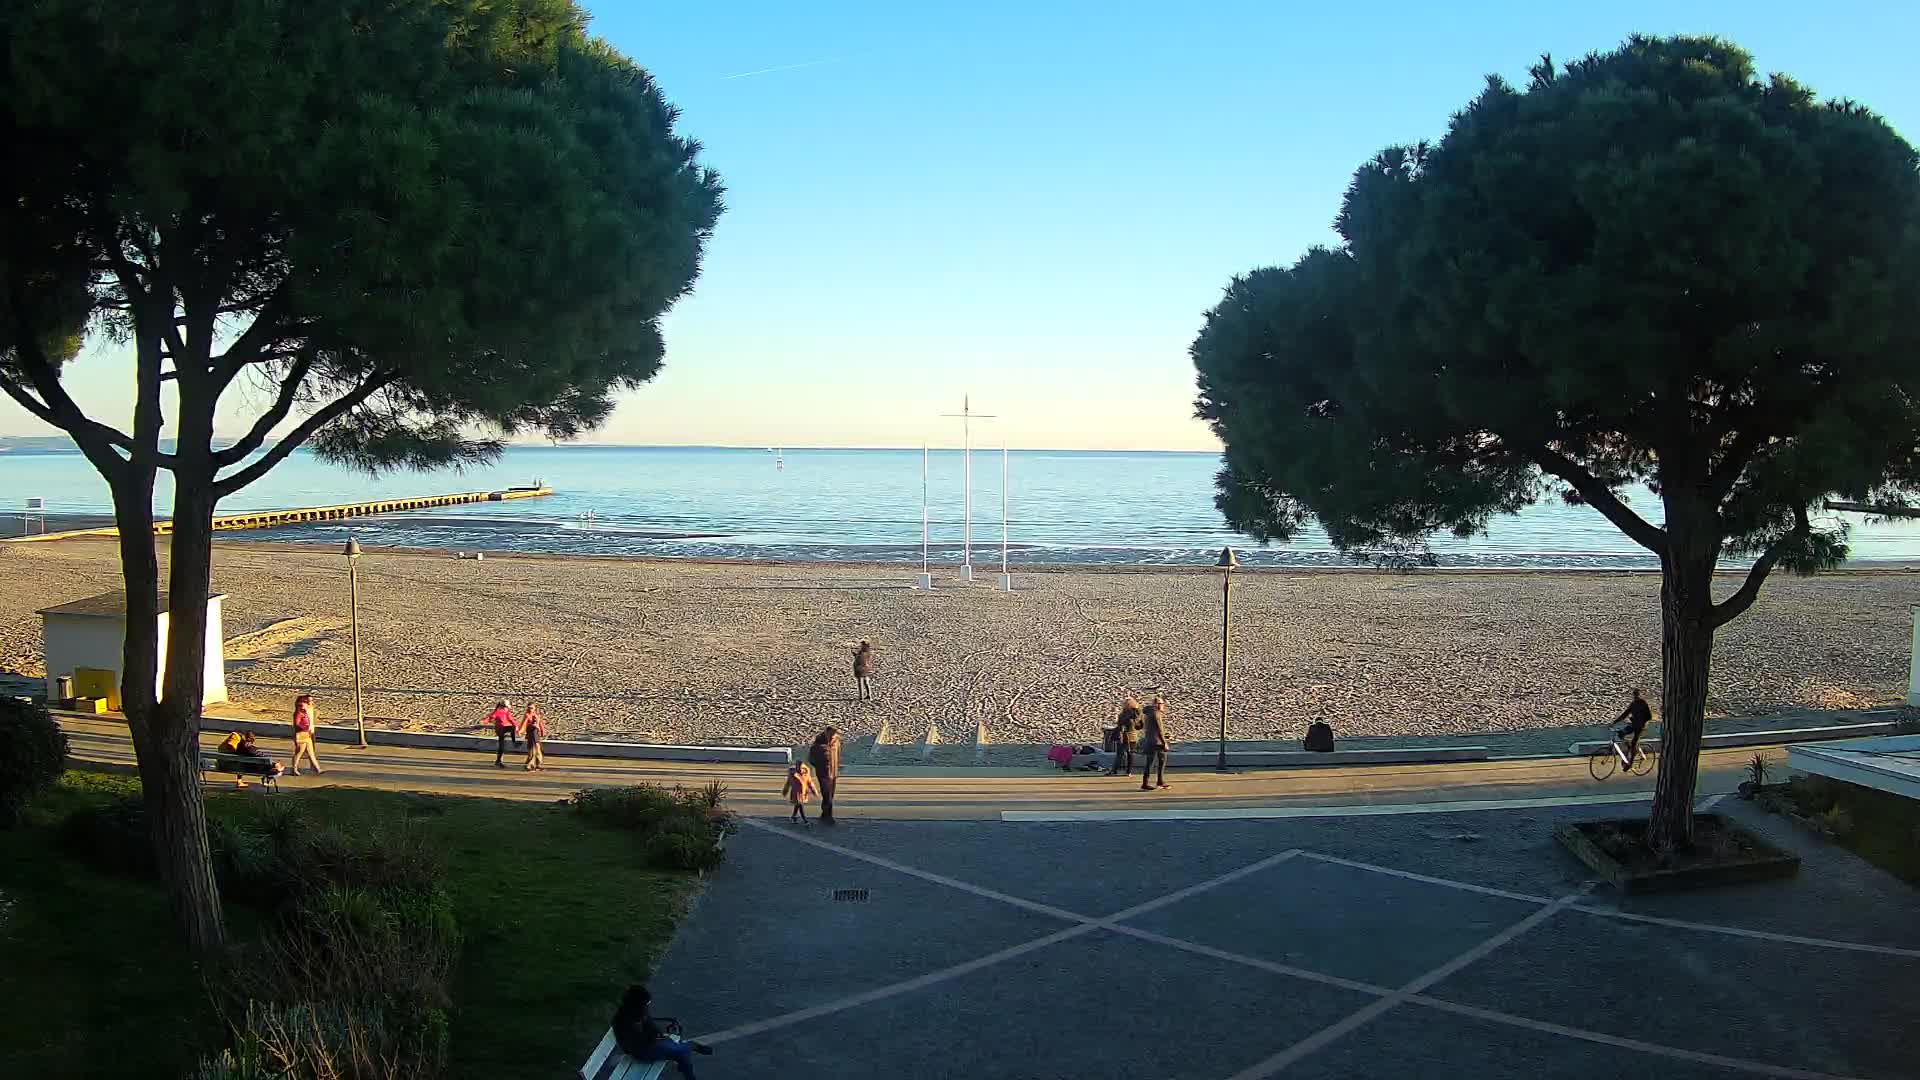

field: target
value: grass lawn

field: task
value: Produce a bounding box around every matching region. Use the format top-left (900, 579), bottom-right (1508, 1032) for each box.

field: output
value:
top-left (0, 771), bottom-right (703, 1079)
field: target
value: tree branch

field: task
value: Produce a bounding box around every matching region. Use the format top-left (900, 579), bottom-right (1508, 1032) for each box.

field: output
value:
top-left (1708, 506), bottom-right (1810, 628)
top-left (210, 289), bottom-right (292, 391)
top-left (213, 371), bottom-right (398, 497)
top-left (1706, 427), bottom-right (1769, 501)
top-left (1526, 444), bottom-right (1668, 553)
top-left (213, 350), bottom-right (314, 466)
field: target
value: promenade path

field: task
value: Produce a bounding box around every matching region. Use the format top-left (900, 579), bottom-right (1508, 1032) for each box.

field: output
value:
top-left (61, 712), bottom-right (1781, 817)
top-left (60, 715), bottom-right (1920, 1078)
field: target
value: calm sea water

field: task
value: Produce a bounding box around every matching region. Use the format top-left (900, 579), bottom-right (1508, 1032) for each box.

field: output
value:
top-left (4, 445), bottom-right (1919, 569)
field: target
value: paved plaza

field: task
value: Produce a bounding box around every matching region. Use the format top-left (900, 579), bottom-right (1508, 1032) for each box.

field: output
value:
top-left (649, 800), bottom-right (1920, 1079)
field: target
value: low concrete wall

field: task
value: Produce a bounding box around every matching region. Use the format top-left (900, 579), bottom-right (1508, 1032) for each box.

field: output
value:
top-left (95, 713), bottom-right (792, 766)
top-left (1567, 721), bottom-right (1900, 757)
top-left (1112, 746), bottom-right (1488, 770)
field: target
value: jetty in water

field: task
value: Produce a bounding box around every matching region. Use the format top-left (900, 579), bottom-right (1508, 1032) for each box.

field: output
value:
top-left (5, 486), bottom-right (554, 542)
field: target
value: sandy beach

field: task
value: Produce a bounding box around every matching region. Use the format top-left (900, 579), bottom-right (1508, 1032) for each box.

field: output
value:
top-left (0, 536), bottom-right (1913, 751)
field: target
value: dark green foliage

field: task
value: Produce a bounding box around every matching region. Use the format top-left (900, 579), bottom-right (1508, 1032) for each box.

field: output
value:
top-left (1196, 35), bottom-right (1920, 567)
top-left (58, 792), bottom-right (154, 874)
top-left (571, 783), bottom-right (731, 871)
top-left (1193, 34), bottom-right (1920, 847)
top-left (0, 699), bottom-right (66, 826)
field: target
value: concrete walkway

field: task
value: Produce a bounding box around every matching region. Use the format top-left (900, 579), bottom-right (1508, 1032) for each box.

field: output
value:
top-left (63, 713), bottom-right (1780, 817)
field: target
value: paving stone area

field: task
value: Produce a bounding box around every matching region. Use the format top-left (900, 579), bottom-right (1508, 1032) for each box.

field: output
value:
top-left (645, 800), bottom-right (1920, 1079)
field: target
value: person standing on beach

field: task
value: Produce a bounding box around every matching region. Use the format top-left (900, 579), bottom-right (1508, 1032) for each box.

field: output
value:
top-left (521, 702), bottom-right (547, 771)
top-left (853, 640), bottom-right (875, 702)
top-left (1139, 698), bottom-right (1172, 791)
top-left (488, 699), bottom-right (517, 768)
top-left (1107, 695), bottom-right (1142, 776)
top-left (290, 694), bottom-right (323, 776)
top-left (808, 726), bottom-right (843, 825)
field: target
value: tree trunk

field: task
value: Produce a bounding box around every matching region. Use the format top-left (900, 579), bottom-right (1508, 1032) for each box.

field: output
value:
top-left (152, 394), bottom-right (226, 952)
top-left (1647, 515), bottom-right (1720, 851)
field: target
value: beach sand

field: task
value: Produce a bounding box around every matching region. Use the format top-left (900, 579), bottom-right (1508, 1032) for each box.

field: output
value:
top-left (0, 537), bottom-right (1913, 751)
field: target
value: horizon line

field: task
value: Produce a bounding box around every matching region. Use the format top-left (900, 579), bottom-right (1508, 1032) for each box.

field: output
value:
top-left (0, 436), bottom-right (1224, 455)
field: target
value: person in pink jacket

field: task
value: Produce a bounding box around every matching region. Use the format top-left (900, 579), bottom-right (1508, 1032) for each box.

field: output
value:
top-left (487, 699), bottom-right (517, 768)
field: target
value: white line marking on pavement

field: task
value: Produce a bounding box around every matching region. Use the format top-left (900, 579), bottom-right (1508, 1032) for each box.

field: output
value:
top-left (1001, 791), bottom-right (1656, 822)
top-left (1106, 924), bottom-right (1394, 999)
top-left (1296, 851), bottom-right (1555, 904)
top-left (1697, 792), bottom-right (1729, 812)
top-left (1562, 905), bottom-right (1920, 960)
top-left (694, 922), bottom-right (1100, 1046)
top-left (1408, 996), bottom-right (1865, 1080)
top-left (1224, 887), bottom-right (1593, 1080)
top-left (736, 817), bottom-right (1088, 924)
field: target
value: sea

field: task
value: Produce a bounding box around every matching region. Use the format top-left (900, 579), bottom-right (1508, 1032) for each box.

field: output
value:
top-left (4, 444), bottom-right (1920, 570)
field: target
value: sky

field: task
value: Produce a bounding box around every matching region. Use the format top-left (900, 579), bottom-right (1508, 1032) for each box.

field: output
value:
top-left (7, 0), bottom-right (1919, 451)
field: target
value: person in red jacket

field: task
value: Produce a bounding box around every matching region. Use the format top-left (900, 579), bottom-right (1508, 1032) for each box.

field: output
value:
top-left (290, 694), bottom-right (323, 776)
top-left (487, 699), bottom-right (517, 768)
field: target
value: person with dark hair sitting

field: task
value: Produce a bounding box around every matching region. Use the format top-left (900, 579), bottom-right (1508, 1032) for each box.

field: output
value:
top-left (611, 985), bottom-right (712, 1078)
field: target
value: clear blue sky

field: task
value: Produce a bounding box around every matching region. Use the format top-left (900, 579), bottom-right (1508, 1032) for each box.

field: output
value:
top-left (9, 1), bottom-right (1918, 449)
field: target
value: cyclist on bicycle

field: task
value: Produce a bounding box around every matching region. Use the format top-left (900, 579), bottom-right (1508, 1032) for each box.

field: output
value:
top-left (1611, 688), bottom-right (1653, 766)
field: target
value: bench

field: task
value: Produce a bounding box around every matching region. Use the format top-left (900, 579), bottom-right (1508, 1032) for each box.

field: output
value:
top-left (199, 752), bottom-right (280, 792)
top-left (578, 1027), bottom-right (669, 1080)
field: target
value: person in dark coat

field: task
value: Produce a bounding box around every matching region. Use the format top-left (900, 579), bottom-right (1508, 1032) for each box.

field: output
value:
top-left (808, 725), bottom-right (843, 824)
top-left (853, 640), bottom-right (875, 702)
top-left (1139, 699), bottom-right (1172, 791)
top-left (1107, 695), bottom-right (1142, 776)
top-left (610, 984), bottom-right (711, 1078)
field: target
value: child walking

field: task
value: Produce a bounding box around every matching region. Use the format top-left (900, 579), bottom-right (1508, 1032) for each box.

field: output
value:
top-left (783, 761), bottom-right (818, 825)
top-left (521, 702), bottom-right (547, 771)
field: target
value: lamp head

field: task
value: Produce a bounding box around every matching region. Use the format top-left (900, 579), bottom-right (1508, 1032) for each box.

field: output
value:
top-left (344, 538), bottom-right (362, 559)
top-left (1216, 546), bottom-right (1238, 570)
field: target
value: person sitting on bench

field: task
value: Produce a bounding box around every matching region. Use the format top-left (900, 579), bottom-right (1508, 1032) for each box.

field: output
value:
top-left (611, 985), bottom-right (713, 1078)
top-left (217, 732), bottom-right (283, 788)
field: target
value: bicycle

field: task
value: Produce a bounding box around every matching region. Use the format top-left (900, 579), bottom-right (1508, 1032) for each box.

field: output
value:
top-left (1589, 736), bottom-right (1655, 780)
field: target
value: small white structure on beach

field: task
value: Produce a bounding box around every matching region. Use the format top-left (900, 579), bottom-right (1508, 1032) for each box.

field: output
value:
top-left (38, 590), bottom-right (229, 706)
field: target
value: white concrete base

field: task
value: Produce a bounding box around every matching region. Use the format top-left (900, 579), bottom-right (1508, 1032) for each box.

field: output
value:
top-left (1790, 734), bottom-right (1920, 800)
top-left (1909, 606), bottom-right (1920, 706)
top-left (95, 712), bottom-right (793, 766)
top-left (915, 573), bottom-right (934, 591)
top-left (961, 563), bottom-right (975, 582)
top-left (997, 573), bottom-right (1013, 592)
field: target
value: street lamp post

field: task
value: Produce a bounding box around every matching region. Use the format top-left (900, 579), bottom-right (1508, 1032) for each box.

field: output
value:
top-left (345, 538), bottom-right (367, 748)
top-left (1216, 546), bottom-right (1237, 771)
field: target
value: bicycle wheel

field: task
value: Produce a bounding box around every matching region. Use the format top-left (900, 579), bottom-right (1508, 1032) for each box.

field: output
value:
top-left (1630, 746), bottom-right (1656, 776)
top-left (1588, 748), bottom-right (1619, 781)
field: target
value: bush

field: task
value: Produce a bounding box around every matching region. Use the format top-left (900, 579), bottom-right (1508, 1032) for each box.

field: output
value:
top-left (58, 792), bottom-right (153, 873)
top-left (569, 784), bottom-right (680, 830)
top-left (571, 782), bottom-right (732, 871)
top-left (0, 698), bottom-right (67, 826)
top-left (193, 998), bottom-right (448, 1080)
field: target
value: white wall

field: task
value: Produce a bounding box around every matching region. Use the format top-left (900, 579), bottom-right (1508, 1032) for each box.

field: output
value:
top-left (41, 596), bottom-right (228, 706)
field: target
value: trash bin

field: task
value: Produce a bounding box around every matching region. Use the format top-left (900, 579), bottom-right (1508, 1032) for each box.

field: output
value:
top-left (55, 675), bottom-right (74, 705)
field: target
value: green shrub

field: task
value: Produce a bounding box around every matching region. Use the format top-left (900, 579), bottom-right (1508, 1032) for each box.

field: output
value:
top-left (1820, 805), bottom-right (1856, 839)
top-left (193, 998), bottom-right (448, 1080)
top-left (0, 698), bottom-right (68, 826)
top-left (57, 792), bottom-right (153, 873)
top-left (279, 823), bottom-right (446, 900)
top-left (643, 816), bottom-right (726, 872)
top-left (569, 783), bottom-right (680, 830)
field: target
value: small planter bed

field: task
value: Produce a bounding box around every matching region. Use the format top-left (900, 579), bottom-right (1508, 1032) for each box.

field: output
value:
top-left (1555, 814), bottom-right (1800, 893)
top-left (1755, 775), bottom-right (1920, 885)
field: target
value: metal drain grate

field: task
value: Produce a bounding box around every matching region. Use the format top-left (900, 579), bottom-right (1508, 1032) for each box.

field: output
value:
top-left (831, 888), bottom-right (870, 903)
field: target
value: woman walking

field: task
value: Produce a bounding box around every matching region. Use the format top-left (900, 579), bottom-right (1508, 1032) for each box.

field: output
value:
top-left (521, 701), bottom-right (547, 771)
top-left (853, 640), bottom-right (875, 702)
top-left (1139, 698), bottom-right (1172, 791)
top-left (290, 693), bottom-right (323, 776)
top-left (1107, 695), bottom-right (1142, 777)
top-left (488, 699), bottom-right (517, 768)
top-left (807, 726), bottom-right (843, 825)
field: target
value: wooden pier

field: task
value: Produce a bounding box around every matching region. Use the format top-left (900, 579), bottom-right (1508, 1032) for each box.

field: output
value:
top-left (4, 486), bottom-right (553, 542)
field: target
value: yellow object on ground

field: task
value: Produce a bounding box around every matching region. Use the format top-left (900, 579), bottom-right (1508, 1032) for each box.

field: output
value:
top-left (72, 697), bottom-right (108, 714)
top-left (72, 667), bottom-right (119, 711)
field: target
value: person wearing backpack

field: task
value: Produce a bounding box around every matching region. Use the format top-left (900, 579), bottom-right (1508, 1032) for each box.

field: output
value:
top-left (1303, 719), bottom-right (1335, 752)
top-left (853, 640), bottom-right (875, 702)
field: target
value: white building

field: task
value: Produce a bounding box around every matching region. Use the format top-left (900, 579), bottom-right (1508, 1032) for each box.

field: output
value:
top-left (38, 590), bottom-right (229, 707)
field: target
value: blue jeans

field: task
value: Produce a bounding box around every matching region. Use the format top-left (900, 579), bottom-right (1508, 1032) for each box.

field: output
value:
top-left (636, 1037), bottom-right (695, 1079)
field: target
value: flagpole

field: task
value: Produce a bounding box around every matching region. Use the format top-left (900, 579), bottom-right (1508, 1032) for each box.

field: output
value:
top-left (962, 397), bottom-right (973, 580)
top-left (999, 445), bottom-right (1012, 591)
top-left (921, 444), bottom-right (930, 576)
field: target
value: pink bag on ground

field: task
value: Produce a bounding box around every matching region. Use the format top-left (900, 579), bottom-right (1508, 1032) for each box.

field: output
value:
top-left (1046, 744), bottom-right (1073, 768)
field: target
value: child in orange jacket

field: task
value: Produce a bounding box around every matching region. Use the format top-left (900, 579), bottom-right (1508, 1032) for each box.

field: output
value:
top-left (783, 761), bottom-right (818, 825)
